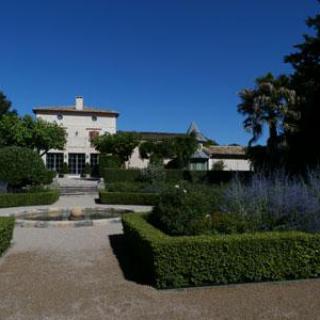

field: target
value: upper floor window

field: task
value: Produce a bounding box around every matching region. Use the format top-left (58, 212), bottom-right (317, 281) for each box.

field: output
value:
top-left (57, 114), bottom-right (63, 120)
top-left (89, 131), bottom-right (99, 146)
top-left (92, 115), bottom-right (97, 121)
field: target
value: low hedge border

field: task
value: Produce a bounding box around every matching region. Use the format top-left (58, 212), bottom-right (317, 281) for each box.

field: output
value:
top-left (99, 191), bottom-right (159, 206)
top-left (0, 217), bottom-right (15, 256)
top-left (122, 213), bottom-right (320, 289)
top-left (0, 190), bottom-right (60, 208)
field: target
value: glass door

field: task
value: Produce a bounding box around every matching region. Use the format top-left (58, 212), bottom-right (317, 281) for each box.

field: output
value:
top-left (68, 153), bottom-right (85, 174)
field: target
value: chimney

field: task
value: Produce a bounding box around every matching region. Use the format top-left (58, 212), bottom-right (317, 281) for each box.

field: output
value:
top-left (75, 96), bottom-right (84, 110)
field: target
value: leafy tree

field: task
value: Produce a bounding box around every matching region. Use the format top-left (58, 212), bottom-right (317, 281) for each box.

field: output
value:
top-left (139, 134), bottom-right (198, 169)
top-left (0, 146), bottom-right (54, 190)
top-left (0, 115), bottom-right (66, 156)
top-left (139, 139), bottom-right (175, 165)
top-left (238, 73), bottom-right (299, 152)
top-left (285, 5), bottom-right (320, 168)
top-left (203, 139), bottom-right (219, 147)
top-left (0, 91), bottom-right (16, 117)
top-left (93, 132), bottom-right (140, 166)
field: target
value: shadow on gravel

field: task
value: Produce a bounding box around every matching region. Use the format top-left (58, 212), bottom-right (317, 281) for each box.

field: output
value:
top-left (109, 234), bottom-right (150, 286)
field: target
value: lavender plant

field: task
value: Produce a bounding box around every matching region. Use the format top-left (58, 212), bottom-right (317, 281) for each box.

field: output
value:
top-left (220, 169), bottom-right (320, 233)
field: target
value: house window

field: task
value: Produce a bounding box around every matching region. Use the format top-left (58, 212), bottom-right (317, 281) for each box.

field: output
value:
top-left (92, 115), bottom-right (97, 121)
top-left (89, 131), bottom-right (99, 146)
top-left (57, 114), bottom-right (63, 120)
top-left (46, 153), bottom-right (64, 172)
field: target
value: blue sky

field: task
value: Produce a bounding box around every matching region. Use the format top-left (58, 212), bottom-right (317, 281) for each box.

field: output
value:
top-left (0, 0), bottom-right (318, 145)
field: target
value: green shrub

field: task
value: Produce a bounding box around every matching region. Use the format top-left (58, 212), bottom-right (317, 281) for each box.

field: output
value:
top-left (0, 217), bottom-right (15, 256)
top-left (150, 185), bottom-right (215, 236)
top-left (0, 147), bottom-right (53, 190)
top-left (139, 164), bottom-right (166, 185)
top-left (123, 213), bottom-right (320, 289)
top-left (99, 191), bottom-right (159, 205)
top-left (0, 191), bottom-right (60, 208)
top-left (102, 168), bottom-right (141, 183)
top-left (99, 154), bottom-right (122, 176)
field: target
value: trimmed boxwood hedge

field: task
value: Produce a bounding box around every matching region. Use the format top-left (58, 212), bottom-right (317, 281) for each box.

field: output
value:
top-left (102, 168), bottom-right (253, 184)
top-left (122, 213), bottom-right (320, 289)
top-left (99, 191), bottom-right (159, 206)
top-left (0, 191), bottom-right (60, 208)
top-left (0, 217), bottom-right (15, 257)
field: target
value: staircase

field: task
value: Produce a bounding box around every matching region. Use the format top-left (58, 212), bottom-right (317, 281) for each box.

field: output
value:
top-left (57, 177), bottom-right (99, 196)
top-left (59, 186), bottom-right (98, 195)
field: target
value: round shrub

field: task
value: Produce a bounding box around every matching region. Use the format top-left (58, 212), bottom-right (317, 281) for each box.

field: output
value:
top-left (150, 184), bottom-right (213, 236)
top-left (0, 146), bottom-right (53, 190)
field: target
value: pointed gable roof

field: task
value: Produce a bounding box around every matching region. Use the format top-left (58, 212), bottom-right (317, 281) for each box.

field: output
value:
top-left (187, 121), bottom-right (208, 143)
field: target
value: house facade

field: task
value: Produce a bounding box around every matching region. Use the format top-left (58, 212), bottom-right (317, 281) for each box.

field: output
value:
top-left (33, 96), bottom-right (251, 174)
top-left (33, 97), bottom-right (118, 175)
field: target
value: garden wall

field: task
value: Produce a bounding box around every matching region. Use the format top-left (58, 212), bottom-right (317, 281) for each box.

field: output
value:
top-left (122, 213), bottom-right (320, 289)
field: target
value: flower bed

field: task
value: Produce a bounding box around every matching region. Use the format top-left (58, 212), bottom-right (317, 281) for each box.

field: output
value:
top-left (0, 217), bottom-right (15, 256)
top-left (122, 213), bottom-right (320, 289)
top-left (0, 191), bottom-right (60, 208)
top-left (99, 191), bottom-right (159, 206)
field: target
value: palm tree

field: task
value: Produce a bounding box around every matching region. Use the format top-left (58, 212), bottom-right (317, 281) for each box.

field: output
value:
top-left (238, 73), bottom-right (299, 151)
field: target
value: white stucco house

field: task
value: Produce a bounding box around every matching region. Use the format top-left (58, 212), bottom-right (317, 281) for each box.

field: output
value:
top-left (33, 97), bottom-right (118, 175)
top-left (33, 96), bottom-right (251, 175)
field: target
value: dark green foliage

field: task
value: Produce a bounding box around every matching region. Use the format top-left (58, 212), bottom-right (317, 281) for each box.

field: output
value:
top-left (0, 147), bottom-right (54, 190)
top-left (0, 115), bottom-right (66, 156)
top-left (62, 162), bottom-right (69, 174)
top-left (139, 134), bottom-right (198, 169)
top-left (212, 160), bottom-right (225, 171)
top-left (123, 213), bottom-right (320, 289)
top-left (0, 91), bottom-right (16, 117)
top-left (0, 191), bottom-right (60, 208)
top-left (150, 185), bottom-right (215, 236)
top-left (138, 165), bottom-right (166, 185)
top-left (99, 191), bottom-right (159, 205)
top-left (94, 132), bottom-right (140, 166)
top-left (284, 8), bottom-right (320, 170)
top-left (84, 163), bottom-right (91, 175)
top-left (0, 217), bottom-right (15, 257)
top-left (102, 168), bottom-right (141, 183)
top-left (101, 168), bottom-right (252, 184)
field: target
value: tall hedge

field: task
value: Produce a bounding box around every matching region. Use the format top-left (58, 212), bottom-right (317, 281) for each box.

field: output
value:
top-left (0, 217), bottom-right (15, 256)
top-left (101, 168), bottom-right (252, 184)
top-left (99, 191), bottom-right (159, 206)
top-left (122, 213), bottom-right (320, 289)
top-left (0, 191), bottom-right (60, 208)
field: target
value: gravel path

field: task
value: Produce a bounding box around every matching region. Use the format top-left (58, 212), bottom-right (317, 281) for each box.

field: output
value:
top-left (1, 223), bottom-right (320, 320)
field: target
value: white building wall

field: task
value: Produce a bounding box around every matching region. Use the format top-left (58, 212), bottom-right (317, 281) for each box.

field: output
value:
top-left (36, 112), bottom-right (117, 161)
top-left (209, 158), bottom-right (251, 171)
top-left (126, 146), bottom-right (149, 169)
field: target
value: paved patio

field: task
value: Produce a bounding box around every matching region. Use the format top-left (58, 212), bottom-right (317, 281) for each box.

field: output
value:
top-left (1, 221), bottom-right (320, 319)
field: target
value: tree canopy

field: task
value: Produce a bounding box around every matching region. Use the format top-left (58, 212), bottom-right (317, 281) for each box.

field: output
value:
top-left (139, 133), bottom-right (198, 169)
top-left (0, 114), bottom-right (67, 156)
top-left (0, 91), bottom-right (16, 117)
top-left (93, 131), bottom-right (140, 166)
top-left (284, 6), bottom-right (320, 168)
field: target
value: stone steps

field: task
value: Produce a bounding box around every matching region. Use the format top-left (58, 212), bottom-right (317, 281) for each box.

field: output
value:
top-left (59, 186), bottom-right (98, 195)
